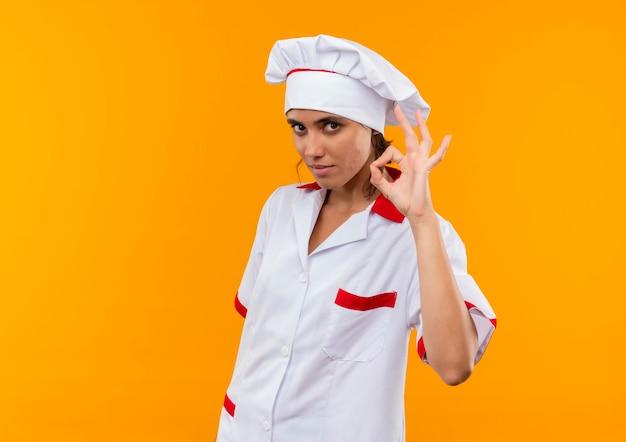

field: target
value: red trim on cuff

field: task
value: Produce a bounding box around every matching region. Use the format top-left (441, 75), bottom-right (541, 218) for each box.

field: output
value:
top-left (234, 292), bottom-right (247, 318)
top-left (417, 300), bottom-right (497, 359)
top-left (465, 300), bottom-right (497, 327)
top-left (224, 393), bottom-right (236, 417)
top-left (334, 289), bottom-right (397, 311)
top-left (417, 336), bottom-right (426, 360)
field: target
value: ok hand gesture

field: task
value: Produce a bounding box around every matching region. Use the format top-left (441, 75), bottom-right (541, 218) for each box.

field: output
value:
top-left (370, 105), bottom-right (451, 222)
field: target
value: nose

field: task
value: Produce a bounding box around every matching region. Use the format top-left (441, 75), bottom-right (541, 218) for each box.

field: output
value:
top-left (302, 131), bottom-right (325, 158)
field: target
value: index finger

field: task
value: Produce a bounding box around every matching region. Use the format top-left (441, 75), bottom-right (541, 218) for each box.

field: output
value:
top-left (371, 145), bottom-right (404, 167)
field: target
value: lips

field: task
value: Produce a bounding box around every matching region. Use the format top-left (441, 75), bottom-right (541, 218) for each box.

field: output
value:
top-left (309, 164), bottom-right (334, 176)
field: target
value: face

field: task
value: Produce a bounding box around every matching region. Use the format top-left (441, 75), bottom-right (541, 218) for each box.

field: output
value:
top-left (286, 109), bottom-right (374, 192)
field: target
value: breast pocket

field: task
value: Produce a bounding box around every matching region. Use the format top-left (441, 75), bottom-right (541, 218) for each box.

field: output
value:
top-left (321, 288), bottom-right (397, 362)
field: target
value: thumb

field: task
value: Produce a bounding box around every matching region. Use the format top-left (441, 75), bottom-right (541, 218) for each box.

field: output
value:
top-left (370, 164), bottom-right (392, 197)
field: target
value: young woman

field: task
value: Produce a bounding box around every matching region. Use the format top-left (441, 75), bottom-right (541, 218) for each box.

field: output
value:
top-left (217, 34), bottom-right (496, 442)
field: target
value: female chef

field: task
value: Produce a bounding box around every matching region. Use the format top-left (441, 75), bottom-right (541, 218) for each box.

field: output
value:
top-left (216, 34), bottom-right (497, 442)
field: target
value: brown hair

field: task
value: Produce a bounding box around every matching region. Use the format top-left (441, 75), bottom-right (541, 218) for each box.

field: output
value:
top-left (364, 132), bottom-right (392, 197)
top-left (372, 131), bottom-right (392, 159)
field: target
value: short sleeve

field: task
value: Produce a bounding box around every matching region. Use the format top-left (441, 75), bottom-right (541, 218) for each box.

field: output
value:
top-left (415, 216), bottom-right (497, 364)
top-left (233, 191), bottom-right (275, 318)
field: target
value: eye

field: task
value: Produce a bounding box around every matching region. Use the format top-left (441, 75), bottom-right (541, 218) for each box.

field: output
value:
top-left (291, 123), bottom-right (306, 134)
top-left (325, 121), bottom-right (341, 132)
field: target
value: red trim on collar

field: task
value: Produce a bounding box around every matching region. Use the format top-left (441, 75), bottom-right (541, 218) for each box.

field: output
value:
top-left (371, 166), bottom-right (404, 222)
top-left (295, 166), bottom-right (405, 223)
top-left (371, 194), bottom-right (405, 223)
top-left (296, 182), bottom-right (322, 190)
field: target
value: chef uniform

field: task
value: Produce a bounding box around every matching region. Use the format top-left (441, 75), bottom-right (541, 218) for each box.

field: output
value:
top-left (216, 34), bottom-right (497, 442)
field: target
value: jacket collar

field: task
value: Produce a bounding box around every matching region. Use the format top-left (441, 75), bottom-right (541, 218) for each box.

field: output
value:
top-left (296, 166), bottom-right (405, 223)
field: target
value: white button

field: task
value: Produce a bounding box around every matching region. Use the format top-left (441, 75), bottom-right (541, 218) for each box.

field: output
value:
top-left (281, 346), bottom-right (289, 357)
top-left (262, 419), bottom-right (270, 431)
top-left (298, 272), bottom-right (307, 283)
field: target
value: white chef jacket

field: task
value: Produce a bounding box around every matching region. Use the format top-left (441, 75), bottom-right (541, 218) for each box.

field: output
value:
top-left (217, 169), bottom-right (496, 442)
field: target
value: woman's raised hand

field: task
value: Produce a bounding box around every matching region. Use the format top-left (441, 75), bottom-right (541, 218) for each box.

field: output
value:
top-left (370, 105), bottom-right (451, 222)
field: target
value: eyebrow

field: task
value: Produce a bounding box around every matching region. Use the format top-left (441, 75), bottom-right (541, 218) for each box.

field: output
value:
top-left (286, 116), bottom-right (347, 126)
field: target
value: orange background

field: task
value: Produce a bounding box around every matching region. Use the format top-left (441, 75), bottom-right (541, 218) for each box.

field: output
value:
top-left (1, 0), bottom-right (625, 440)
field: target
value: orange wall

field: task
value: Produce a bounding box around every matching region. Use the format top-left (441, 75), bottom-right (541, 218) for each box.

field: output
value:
top-left (1, 0), bottom-right (625, 440)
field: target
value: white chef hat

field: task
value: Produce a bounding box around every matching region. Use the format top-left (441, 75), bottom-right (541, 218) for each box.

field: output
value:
top-left (265, 34), bottom-right (430, 133)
